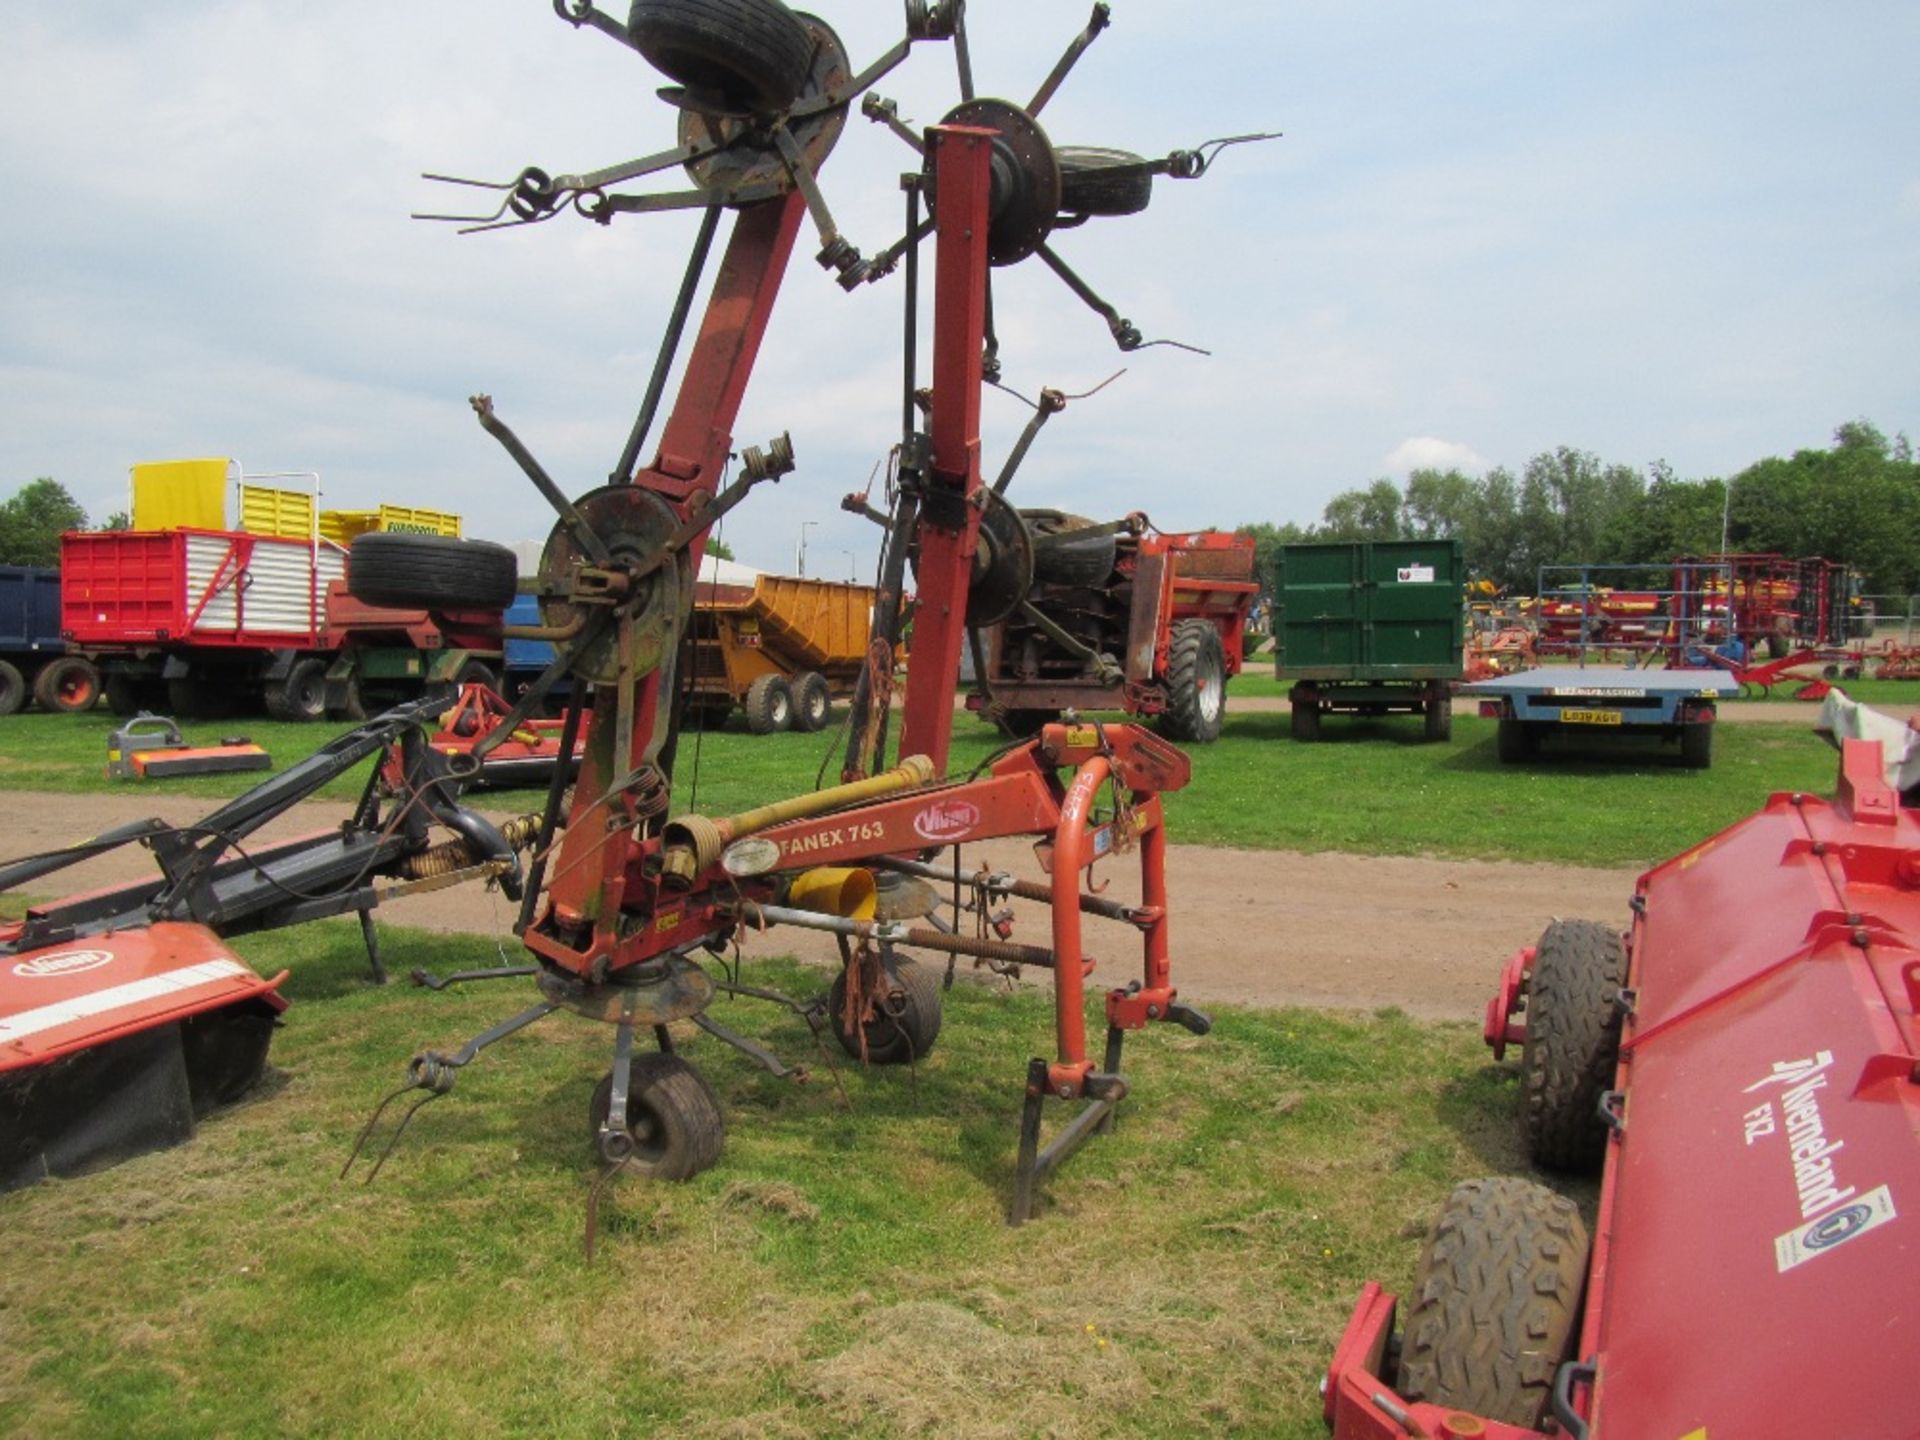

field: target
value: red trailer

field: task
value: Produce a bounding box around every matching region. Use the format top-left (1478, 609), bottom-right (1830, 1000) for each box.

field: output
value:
top-left (61, 528), bottom-right (505, 721)
top-left (1325, 735), bottom-right (1920, 1438)
top-left (964, 520), bottom-right (1257, 742)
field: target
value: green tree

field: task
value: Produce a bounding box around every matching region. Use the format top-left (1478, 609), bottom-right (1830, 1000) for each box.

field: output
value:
top-left (705, 537), bottom-right (735, 561)
top-left (0, 478), bottom-right (87, 567)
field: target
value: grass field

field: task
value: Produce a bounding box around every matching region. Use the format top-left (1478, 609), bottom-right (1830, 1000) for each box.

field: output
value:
top-left (0, 922), bottom-right (1568, 1440)
top-left (0, 701), bottom-right (1853, 869)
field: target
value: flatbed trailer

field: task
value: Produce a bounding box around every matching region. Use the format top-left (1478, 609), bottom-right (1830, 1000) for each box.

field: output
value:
top-left (1463, 664), bottom-right (1738, 767)
top-left (1325, 734), bottom-right (1920, 1437)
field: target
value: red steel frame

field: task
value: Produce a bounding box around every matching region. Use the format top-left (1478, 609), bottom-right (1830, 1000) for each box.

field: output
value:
top-left (521, 125), bottom-right (1197, 1115)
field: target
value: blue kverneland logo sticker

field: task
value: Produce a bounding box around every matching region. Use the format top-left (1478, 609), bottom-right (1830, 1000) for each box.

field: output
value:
top-left (1775, 1185), bottom-right (1897, 1272)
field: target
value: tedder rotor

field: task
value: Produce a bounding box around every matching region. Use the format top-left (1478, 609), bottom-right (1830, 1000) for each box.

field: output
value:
top-left (346, 0), bottom-right (1269, 1231)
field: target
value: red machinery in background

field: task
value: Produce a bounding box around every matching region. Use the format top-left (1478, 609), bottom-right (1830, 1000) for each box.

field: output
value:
top-left (1324, 729), bottom-right (1920, 1437)
top-left (343, 0), bottom-right (1267, 1224)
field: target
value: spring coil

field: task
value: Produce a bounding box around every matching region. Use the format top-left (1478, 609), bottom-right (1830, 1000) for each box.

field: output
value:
top-left (399, 812), bottom-right (545, 880)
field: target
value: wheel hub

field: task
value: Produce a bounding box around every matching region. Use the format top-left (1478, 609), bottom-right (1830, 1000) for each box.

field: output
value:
top-left (537, 484), bottom-right (689, 685)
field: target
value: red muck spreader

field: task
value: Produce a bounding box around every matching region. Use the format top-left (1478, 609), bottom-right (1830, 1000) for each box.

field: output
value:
top-left (1325, 727), bottom-right (1920, 1438)
top-left (342, 0), bottom-right (1271, 1226)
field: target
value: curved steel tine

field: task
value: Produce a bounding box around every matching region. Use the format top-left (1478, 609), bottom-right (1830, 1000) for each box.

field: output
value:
top-left (340, 1080), bottom-right (416, 1179)
top-left (359, 1090), bottom-right (447, 1185)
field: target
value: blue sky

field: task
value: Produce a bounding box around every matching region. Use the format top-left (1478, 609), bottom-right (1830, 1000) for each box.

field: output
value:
top-left (2, 2), bottom-right (1915, 575)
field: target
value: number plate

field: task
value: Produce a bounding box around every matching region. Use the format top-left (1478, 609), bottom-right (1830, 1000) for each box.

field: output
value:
top-left (1561, 708), bottom-right (1624, 726)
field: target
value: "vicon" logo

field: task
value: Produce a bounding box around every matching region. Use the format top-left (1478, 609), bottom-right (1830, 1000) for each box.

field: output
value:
top-left (12, 949), bottom-right (115, 979)
top-left (913, 799), bottom-right (981, 843)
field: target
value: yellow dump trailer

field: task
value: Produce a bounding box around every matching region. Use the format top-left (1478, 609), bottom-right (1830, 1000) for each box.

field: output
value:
top-left (687, 576), bottom-right (876, 734)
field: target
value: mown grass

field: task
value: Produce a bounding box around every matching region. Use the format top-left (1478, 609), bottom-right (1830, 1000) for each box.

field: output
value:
top-left (0, 922), bottom-right (1570, 1440)
top-left (0, 701), bottom-right (1855, 870)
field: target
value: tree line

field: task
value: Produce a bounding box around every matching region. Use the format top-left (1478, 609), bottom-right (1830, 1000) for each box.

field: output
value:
top-left (1239, 420), bottom-right (1920, 597)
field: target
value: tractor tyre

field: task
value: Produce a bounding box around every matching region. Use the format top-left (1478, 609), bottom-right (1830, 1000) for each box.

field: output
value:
top-left (1289, 687), bottom-right (1320, 742)
top-left (0, 661), bottom-right (24, 717)
top-left (626, 0), bottom-right (814, 114)
top-left (743, 673), bottom-right (793, 734)
top-left (33, 656), bottom-right (100, 714)
top-left (1496, 717), bottom-right (1536, 763)
top-left (1160, 619), bottom-right (1226, 743)
top-left (1023, 509), bottom-right (1117, 587)
top-left (1423, 691), bottom-right (1453, 743)
top-left (588, 1053), bottom-right (726, 1181)
top-left (1397, 1177), bottom-right (1589, 1430)
top-left (1679, 718), bottom-right (1713, 769)
top-left (828, 956), bottom-right (943, 1065)
top-left (348, 533), bottom-right (517, 611)
top-left (264, 658), bottom-right (328, 722)
top-left (997, 708), bottom-right (1059, 739)
top-left (792, 671), bottom-right (833, 732)
top-left (1521, 918), bottom-right (1628, 1173)
top-left (1057, 146), bottom-right (1154, 217)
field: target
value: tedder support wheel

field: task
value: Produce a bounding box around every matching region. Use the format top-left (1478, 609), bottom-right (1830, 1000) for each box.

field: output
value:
top-left (1424, 690), bottom-right (1453, 743)
top-left (828, 957), bottom-right (943, 1065)
top-left (1522, 917), bottom-right (1628, 1172)
top-left (1161, 618), bottom-right (1226, 743)
top-left (348, 533), bottom-right (518, 611)
top-left (33, 656), bottom-right (100, 713)
top-left (265, 657), bottom-right (328, 722)
top-left (1289, 686), bottom-right (1320, 742)
top-left (1496, 717), bottom-right (1536, 763)
top-left (1057, 146), bottom-right (1154, 217)
top-left (0, 660), bottom-right (24, 717)
top-left (626, 0), bottom-right (814, 114)
top-left (1397, 1177), bottom-right (1589, 1430)
top-left (1679, 717), bottom-right (1713, 769)
top-left (588, 1054), bottom-right (725, 1181)
top-left (743, 673), bottom-right (793, 734)
top-left (791, 671), bottom-right (832, 732)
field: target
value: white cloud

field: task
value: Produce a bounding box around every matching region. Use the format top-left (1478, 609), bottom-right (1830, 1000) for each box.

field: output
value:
top-left (1380, 437), bottom-right (1488, 477)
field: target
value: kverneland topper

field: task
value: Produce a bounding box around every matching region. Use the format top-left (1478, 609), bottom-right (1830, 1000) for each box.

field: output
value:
top-left (338, 0), bottom-right (1271, 1229)
top-left (1324, 707), bottom-right (1920, 1438)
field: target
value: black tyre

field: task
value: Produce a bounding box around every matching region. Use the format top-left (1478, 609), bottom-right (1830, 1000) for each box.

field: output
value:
top-left (104, 672), bottom-right (145, 718)
top-left (454, 658), bottom-right (499, 695)
top-left (1161, 619), bottom-right (1226, 743)
top-left (1496, 717), bottom-right (1536, 763)
top-left (791, 671), bottom-right (832, 732)
top-left (0, 660), bottom-right (23, 717)
top-left (997, 707), bottom-right (1059, 738)
top-left (1679, 718), bottom-right (1712, 769)
top-left (1022, 509), bottom-right (1116, 586)
top-left (326, 674), bottom-right (369, 723)
top-left (588, 1053), bottom-right (725, 1181)
top-left (1398, 1177), bottom-right (1589, 1430)
top-left (348, 533), bottom-right (517, 611)
top-left (1057, 146), bottom-right (1154, 217)
top-left (33, 656), bottom-right (100, 713)
top-left (264, 657), bottom-right (328, 722)
top-left (168, 677), bottom-right (238, 721)
top-left (828, 956), bottom-right (943, 1065)
top-left (626, 0), bottom-right (814, 113)
top-left (743, 673), bottom-right (793, 734)
top-left (1424, 692), bottom-right (1453, 743)
top-left (1521, 918), bottom-right (1627, 1173)
top-left (1289, 687), bottom-right (1320, 742)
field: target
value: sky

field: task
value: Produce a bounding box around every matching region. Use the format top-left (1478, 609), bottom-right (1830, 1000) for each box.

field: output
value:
top-left (2, 2), bottom-right (1916, 577)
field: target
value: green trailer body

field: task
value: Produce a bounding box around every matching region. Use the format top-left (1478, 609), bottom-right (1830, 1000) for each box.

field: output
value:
top-left (1273, 539), bottom-right (1465, 742)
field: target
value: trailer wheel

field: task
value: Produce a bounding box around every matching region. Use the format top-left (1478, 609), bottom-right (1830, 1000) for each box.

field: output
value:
top-left (626, 0), bottom-right (814, 113)
top-left (1397, 1177), bottom-right (1589, 1430)
top-left (1496, 717), bottom-right (1537, 762)
top-left (744, 673), bottom-right (793, 734)
top-left (1423, 691), bottom-right (1453, 743)
top-left (588, 1053), bottom-right (725, 1181)
top-left (1679, 717), bottom-right (1713, 769)
top-left (326, 675), bottom-right (369, 723)
top-left (1057, 146), bottom-right (1154, 217)
top-left (828, 956), bottom-right (943, 1064)
top-left (32, 657), bottom-right (99, 713)
top-left (454, 659), bottom-right (499, 695)
top-left (1161, 619), bottom-right (1226, 743)
top-left (264, 658), bottom-right (328, 722)
top-left (792, 671), bottom-right (832, 732)
top-left (168, 678), bottom-right (239, 721)
top-left (1522, 918), bottom-right (1627, 1173)
top-left (0, 660), bottom-right (24, 717)
top-left (347, 533), bottom-right (518, 611)
top-left (1289, 686), bottom-right (1320, 742)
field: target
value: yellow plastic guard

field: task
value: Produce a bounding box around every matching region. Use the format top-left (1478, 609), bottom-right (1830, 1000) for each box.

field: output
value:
top-left (130, 459), bottom-right (229, 531)
top-left (787, 867), bottom-right (878, 920)
top-left (239, 484), bottom-right (315, 539)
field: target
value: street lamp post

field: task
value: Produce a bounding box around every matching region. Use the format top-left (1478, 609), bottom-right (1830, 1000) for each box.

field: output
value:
top-left (796, 519), bottom-right (818, 577)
